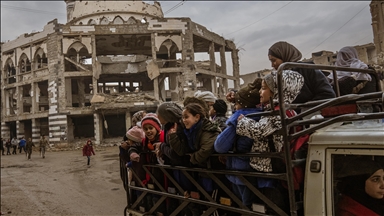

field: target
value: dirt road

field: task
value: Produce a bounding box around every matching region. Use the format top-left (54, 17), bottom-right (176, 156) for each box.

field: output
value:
top-left (0, 147), bottom-right (127, 215)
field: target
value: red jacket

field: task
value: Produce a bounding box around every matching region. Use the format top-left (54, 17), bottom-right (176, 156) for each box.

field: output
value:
top-left (82, 144), bottom-right (95, 156)
top-left (337, 195), bottom-right (379, 216)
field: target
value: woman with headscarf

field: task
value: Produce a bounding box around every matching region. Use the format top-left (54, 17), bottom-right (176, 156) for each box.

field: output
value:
top-left (328, 46), bottom-right (377, 95)
top-left (336, 157), bottom-right (384, 216)
top-left (267, 41), bottom-right (336, 104)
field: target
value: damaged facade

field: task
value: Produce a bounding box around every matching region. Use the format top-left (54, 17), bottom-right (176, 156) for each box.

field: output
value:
top-left (0, 0), bottom-right (240, 145)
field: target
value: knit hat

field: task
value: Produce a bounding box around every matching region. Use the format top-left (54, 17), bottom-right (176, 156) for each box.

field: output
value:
top-left (157, 102), bottom-right (183, 123)
top-left (212, 99), bottom-right (228, 115)
top-left (194, 90), bottom-right (217, 103)
top-left (235, 78), bottom-right (262, 108)
top-left (264, 73), bottom-right (275, 93)
top-left (141, 113), bottom-right (162, 132)
top-left (126, 126), bottom-right (145, 143)
top-left (132, 110), bottom-right (146, 127)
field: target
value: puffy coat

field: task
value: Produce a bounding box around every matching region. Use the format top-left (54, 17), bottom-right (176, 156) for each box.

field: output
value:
top-left (82, 144), bottom-right (95, 156)
top-left (214, 108), bottom-right (261, 185)
top-left (171, 118), bottom-right (220, 167)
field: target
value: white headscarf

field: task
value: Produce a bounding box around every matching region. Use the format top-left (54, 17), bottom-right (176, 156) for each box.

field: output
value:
top-left (328, 46), bottom-right (371, 81)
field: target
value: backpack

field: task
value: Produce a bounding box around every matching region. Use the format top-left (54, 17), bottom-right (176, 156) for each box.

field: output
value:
top-left (268, 108), bottom-right (310, 190)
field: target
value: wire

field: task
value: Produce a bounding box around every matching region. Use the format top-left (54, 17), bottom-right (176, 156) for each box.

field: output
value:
top-left (305, 4), bottom-right (368, 56)
top-left (1, 4), bottom-right (66, 16)
top-left (225, 1), bottom-right (293, 37)
top-left (353, 34), bottom-right (372, 45)
top-left (164, 0), bottom-right (186, 15)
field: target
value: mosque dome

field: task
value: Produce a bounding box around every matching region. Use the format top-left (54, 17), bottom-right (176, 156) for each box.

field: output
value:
top-left (64, 0), bottom-right (164, 25)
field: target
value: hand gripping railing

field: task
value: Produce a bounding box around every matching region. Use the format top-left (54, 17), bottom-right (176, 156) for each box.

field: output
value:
top-left (123, 62), bottom-right (383, 216)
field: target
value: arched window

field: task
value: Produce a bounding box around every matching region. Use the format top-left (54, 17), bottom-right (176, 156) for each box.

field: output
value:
top-left (88, 19), bottom-right (97, 25)
top-left (127, 17), bottom-right (137, 24)
top-left (19, 53), bottom-right (31, 73)
top-left (113, 16), bottom-right (124, 24)
top-left (34, 48), bottom-right (48, 69)
top-left (100, 17), bottom-right (109, 25)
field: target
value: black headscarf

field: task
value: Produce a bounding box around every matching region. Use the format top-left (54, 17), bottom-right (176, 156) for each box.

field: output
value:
top-left (268, 41), bottom-right (302, 62)
top-left (337, 158), bottom-right (384, 215)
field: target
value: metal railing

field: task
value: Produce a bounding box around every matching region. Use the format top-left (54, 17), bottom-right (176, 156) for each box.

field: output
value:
top-left (122, 62), bottom-right (383, 216)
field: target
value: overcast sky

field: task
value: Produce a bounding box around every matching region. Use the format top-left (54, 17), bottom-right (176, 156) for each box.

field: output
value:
top-left (1, 1), bottom-right (374, 75)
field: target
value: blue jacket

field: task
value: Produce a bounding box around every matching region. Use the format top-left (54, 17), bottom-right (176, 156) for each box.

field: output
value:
top-left (214, 108), bottom-right (261, 185)
top-left (19, 139), bottom-right (26, 147)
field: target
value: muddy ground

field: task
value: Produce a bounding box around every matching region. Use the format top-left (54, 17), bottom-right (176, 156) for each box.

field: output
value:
top-left (0, 145), bottom-right (127, 215)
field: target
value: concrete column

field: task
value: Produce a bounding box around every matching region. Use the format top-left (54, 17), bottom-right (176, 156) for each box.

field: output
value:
top-left (16, 121), bottom-right (24, 138)
top-left (91, 34), bottom-right (98, 94)
top-left (151, 33), bottom-right (160, 100)
top-left (125, 111), bottom-right (132, 132)
top-left (1, 122), bottom-right (11, 140)
top-left (65, 78), bottom-right (72, 107)
top-left (66, 117), bottom-right (74, 141)
top-left (180, 26), bottom-right (197, 99)
top-left (94, 113), bottom-right (102, 145)
top-left (32, 118), bottom-right (41, 143)
top-left (17, 86), bottom-right (23, 114)
top-left (220, 46), bottom-right (228, 98)
top-left (209, 41), bottom-right (217, 94)
top-left (232, 49), bottom-right (240, 90)
top-left (31, 82), bottom-right (37, 114)
top-left (169, 75), bottom-right (179, 101)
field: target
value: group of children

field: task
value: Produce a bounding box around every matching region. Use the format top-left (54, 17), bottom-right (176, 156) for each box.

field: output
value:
top-left (119, 69), bottom-right (306, 215)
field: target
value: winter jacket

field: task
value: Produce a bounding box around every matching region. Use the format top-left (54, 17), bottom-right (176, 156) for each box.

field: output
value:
top-left (214, 108), bottom-right (262, 185)
top-left (337, 195), bottom-right (380, 216)
top-left (11, 138), bottom-right (18, 147)
top-left (171, 118), bottom-right (220, 167)
top-left (237, 70), bottom-right (304, 172)
top-left (211, 115), bottom-right (228, 132)
top-left (19, 139), bottom-right (26, 147)
top-left (127, 132), bottom-right (165, 186)
top-left (39, 138), bottom-right (48, 148)
top-left (292, 61), bottom-right (335, 103)
top-left (26, 141), bottom-right (35, 150)
top-left (82, 144), bottom-right (95, 156)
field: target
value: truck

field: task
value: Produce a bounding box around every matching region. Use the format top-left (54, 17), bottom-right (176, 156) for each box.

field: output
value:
top-left (122, 62), bottom-right (384, 216)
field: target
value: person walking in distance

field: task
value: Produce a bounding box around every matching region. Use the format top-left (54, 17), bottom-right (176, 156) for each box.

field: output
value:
top-left (19, 137), bottom-right (26, 154)
top-left (0, 138), bottom-right (4, 155)
top-left (11, 137), bottom-right (18, 155)
top-left (5, 139), bottom-right (12, 155)
top-left (39, 135), bottom-right (48, 158)
top-left (25, 138), bottom-right (35, 160)
top-left (83, 139), bottom-right (95, 166)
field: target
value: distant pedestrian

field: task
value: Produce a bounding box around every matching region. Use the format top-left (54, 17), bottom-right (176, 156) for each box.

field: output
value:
top-left (39, 135), bottom-right (48, 158)
top-left (83, 139), bottom-right (95, 166)
top-left (5, 139), bottom-right (11, 155)
top-left (11, 137), bottom-right (18, 155)
top-left (26, 138), bottom-right (35, 160)
top-left (0, 138), bottom-right (4, 155)
top-left (19, 137), bottom-right (26, 154)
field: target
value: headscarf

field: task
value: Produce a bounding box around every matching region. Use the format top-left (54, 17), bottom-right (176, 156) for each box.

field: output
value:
top-left (268, 41), bottom-right (302, 63)
top-left (132, 110), bottom-right (146, 127)
top-left (337, 157), bottom-right (384, 215)
top-left (157, 102), bottom-right (183, 123)
top-left (265, 70), bottom-right (304, 110)
top-left (194, 90), bottom-right (217, 103)
top-left (328, 46), bottom-right (371, 81)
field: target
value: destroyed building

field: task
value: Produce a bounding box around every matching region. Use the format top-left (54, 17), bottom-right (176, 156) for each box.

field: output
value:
top-left (0, 0), bottom-right (240, 146)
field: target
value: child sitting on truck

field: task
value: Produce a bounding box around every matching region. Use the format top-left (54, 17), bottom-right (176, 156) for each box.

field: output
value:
top-left (236, 70), bottom-right (304, 213)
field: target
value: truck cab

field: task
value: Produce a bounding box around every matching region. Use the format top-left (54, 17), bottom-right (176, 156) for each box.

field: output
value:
top-left (305, 122), bottom-right (384, 215)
